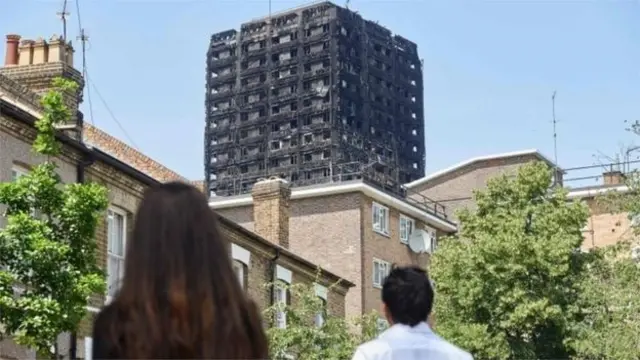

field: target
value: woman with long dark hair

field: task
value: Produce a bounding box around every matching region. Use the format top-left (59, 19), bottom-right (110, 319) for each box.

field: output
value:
top-left (92, 182), bottom-right (268, 359)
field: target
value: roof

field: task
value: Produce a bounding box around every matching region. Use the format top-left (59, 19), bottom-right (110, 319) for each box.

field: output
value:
top-left (567, 184), bottom-right (629, 199)
top-left (210, 179), bottom-right (458, 232)
top-left (190, 180), bottom-right (206, 193)
top-left (405, 149), bottom-right (560, 189)
top-left (83, 124), bottom-right (187, 183)
top-left (1, 78), bottom-right (351, 288)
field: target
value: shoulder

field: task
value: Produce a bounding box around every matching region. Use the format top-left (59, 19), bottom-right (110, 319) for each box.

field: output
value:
top-left (351, 339), bottom-right (391, 360)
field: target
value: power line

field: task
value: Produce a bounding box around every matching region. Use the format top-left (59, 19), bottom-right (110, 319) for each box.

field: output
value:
top-left (86, 74), bottom-right (140, 150)
top-left (74, 0), bottom-right (83, 35)
top-left (71, 0), bottom-right (139, 151)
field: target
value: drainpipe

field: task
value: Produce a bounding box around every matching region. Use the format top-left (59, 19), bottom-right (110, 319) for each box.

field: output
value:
top-left (269, 248), bottom-right (281, 311)
top-left (69, 151), bottom-right (95, 360)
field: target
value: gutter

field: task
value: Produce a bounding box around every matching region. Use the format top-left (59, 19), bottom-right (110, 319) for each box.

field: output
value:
top-left (69, 150), bottom-right (96, 360)
top-left (210, 181), bottom-right (457, 232)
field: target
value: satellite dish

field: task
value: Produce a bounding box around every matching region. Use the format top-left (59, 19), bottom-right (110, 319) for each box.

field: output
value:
top-left (408, 229), bottom-right (433, 254)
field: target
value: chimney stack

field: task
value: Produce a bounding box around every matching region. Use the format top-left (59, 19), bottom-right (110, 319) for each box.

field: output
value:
top-left (4, 34), bottom-right (20, 66)
top-left (31, 38), bottom-right (49, 65)
top-left (603, 170), bottom-right (624, 186)
top-left (18, 39), bottom-right (34, 66)
top-left (251, 177), bottom-right (291, 248)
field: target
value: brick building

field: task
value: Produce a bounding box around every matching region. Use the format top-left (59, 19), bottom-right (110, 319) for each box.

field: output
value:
top-left (404, 149), bottom-right (560, 222)
top-left (205, 1), bottom-right (425, 197)
top-left (211, 178), bottom-right (456, 321)
top-left (404, 149), bottom-right (636, 250)
top-left (1, 34), bottom-right (351, 359)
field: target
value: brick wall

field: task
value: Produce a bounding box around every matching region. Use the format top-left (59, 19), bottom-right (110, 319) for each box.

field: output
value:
top-left (581, 197), bottom-right (633, 249)
top-left (215, 190), bottom-right (441, 320)
top-left (360, 196), bottom-right (429, 315)
top-left (408, 154), bottom-right (543, 221)
top-left (219, 219), bottom-right (349, 319)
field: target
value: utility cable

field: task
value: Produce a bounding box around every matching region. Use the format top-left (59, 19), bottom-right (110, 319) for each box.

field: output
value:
top-left (86, 74), bottom-right (140, 150)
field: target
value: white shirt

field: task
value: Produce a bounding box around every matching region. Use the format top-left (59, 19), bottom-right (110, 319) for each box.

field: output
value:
top-left (351, 322), bottom-right (473, 360)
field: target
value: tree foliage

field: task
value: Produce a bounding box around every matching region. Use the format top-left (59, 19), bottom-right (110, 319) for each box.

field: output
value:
top-left (430, 161), bottom-right (590, 360)
top-left (264, 279), bottom-right (381, 360)
top-left (569, 170), bottom-right (640, 359)
top-left (0, 78), bottom-right (108, 354)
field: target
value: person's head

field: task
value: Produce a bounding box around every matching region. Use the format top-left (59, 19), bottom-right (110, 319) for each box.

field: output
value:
top-left (381, 265), bottom-right (434, 327)
top-left (107, 181), bottom-right (268, 358)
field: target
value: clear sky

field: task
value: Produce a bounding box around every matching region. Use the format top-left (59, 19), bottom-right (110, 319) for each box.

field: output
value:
top-left (2, 0), bottom-right (639, 186)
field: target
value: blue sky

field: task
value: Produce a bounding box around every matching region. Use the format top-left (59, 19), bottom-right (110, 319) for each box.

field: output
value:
top-left (2, 0), bottom-right (639, 185)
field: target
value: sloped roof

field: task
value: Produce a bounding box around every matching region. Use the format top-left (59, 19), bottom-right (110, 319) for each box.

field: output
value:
top-left (405, 149), bottom-right (559, 189)
top-left (82, 123), bottom-right (187, 183)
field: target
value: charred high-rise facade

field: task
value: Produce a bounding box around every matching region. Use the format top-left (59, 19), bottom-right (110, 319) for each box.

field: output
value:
top-left (205, 1), bottom-right (425, 197)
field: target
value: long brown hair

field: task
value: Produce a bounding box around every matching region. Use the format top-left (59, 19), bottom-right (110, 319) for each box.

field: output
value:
top-left (97, 182), bottom-right (268, 359)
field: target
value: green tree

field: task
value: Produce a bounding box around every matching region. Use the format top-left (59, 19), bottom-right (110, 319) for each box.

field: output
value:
top-left (569, 171), bottom-right (640, 359)
top-left (0, 78), bottom-right (108, 355)
top-left (430, 161), bottom-right (589, 360)
top-left (264, 279), bottom-right (381, 360)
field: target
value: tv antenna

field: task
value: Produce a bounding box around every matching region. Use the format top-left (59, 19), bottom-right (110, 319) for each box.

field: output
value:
top-left (57, 0), bottom-right (69, 41)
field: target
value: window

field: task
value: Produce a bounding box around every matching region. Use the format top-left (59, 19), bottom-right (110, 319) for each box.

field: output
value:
top-left (315, 298), bottom-right (327, 327)
top-left (107, 208), bottom-right (126, 302)
top-left (11, 164), bottom-right (29, 181)
top-left (373, 259), bottom-right (390, 288)
top-left (275, 282), bottom-right (288, 328)
top-left (372, 202), bottom-right (389, 235)
top-left (233, 260), bottom-right (245, 289)
top-left (399, 215), bottom-right (415, 244)
top-left (314, 284), bottom-right (328, 327)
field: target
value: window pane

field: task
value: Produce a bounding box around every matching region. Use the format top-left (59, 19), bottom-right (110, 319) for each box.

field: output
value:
top-left (114, 214), bottom-right (124, 255)
top-left (373, 262), bottom-right (380, 285)
top-left (107, 256), bottom-right (121, 296)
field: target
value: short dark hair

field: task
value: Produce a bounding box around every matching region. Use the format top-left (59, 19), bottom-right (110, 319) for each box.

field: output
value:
top-left (381, 265), bottom-right (434, 327)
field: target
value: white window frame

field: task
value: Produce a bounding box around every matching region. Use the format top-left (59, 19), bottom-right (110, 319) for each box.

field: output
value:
top-left (315, 297), bottom-right (327, 327)
top-left (372, 202), bottom-right (389, 236)
top-left (232, 260), bottom-right (245, 289)
top-left (314, 283), bottom-right (328, 327)
top-left (372, 258), bottom-right (391, 289)
top-left (106, 207), bottom-right (127, 304)
top-left (231, 243), bottom-right (251, 289)
top-left (399, 215), bottom-right (415, 244)
top-left (11, 164), bottom-right (29, 181)
top-left (275, 282), bottom-right (288, 329)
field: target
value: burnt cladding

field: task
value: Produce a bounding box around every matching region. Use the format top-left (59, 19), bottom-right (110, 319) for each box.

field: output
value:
top-left (205, 1), bottom-right (425, 197)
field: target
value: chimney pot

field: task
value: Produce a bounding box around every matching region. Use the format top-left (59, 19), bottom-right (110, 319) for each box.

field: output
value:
top-left (251, 177), bottom-right (291, 248)
top-left (4, 34), bottom-right (21, 66)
